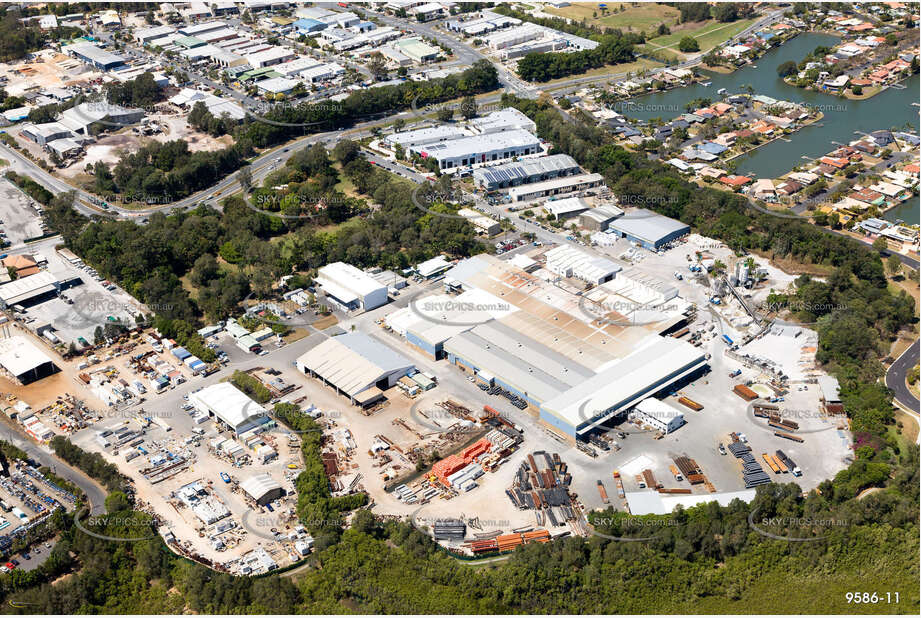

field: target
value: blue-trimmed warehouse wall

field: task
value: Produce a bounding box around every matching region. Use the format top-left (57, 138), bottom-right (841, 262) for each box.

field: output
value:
top-left (445, 352), bottom-right (543, 409)
top-left (405, 330), bottom-right (441, 359)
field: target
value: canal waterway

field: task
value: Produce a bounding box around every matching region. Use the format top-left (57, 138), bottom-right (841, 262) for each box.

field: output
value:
top-left (621, 32), bottom-right (920, 223)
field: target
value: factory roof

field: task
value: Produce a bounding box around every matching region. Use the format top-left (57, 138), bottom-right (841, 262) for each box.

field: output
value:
top-left (541, 336), bottom-right (708, 431)
top-left (607, 210), bottom-right (690, 244)
top-left (317, 262), bottom-right (386, 298)
top-left (418, 129), bottom-right (540, 159)
top-left (469, 107), bottom-right (535, 133)
top-left (64, 42), bottom-right (126, 67)
top-left (240, 473), bottom-right (283, 502)
top-left (545, 196), bottom-right (590, 217)
top-left (580, 204), bottom-right (624, 223)
top-left (385, 125), bottom-right (466, 147)
top-left (472, 153), bottom-right (579, 187)
top-left (189, 382), bottom-right (267, 430)
top-left (296, 332), bottom-right (414, 397)
top-left (0, 271), bottom-right (58, 305)
top-left (0, 336), bottom-right (54, 377)
top-left (443, 321), bottom-right (591, 403)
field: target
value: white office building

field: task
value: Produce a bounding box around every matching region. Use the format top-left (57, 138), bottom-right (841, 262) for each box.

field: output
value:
top-left (629, 398), bottom-right (686, 434)
top-left (316, 262), bottom-right (388, 311)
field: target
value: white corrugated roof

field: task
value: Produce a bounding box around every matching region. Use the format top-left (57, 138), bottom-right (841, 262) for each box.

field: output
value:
top-left (296, 333), bottom-right (414, 396)
top-left (317, 262), bottom-right (385, 299)
top-left (541, 337), bottom-right (707, 429)
top-left (189, 382), bottom-right (266, 429)
top-left (0, 336), bottom-right (54, 377)
top-left (240, 473), bottom-right (282, 501)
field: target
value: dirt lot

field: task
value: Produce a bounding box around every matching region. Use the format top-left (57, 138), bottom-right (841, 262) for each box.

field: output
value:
top-left (0, 49), bottom-right (100, 96)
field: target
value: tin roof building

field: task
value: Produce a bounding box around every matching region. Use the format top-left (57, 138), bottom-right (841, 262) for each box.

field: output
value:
top-left (316, 262), bottom-right (388, 312)
top-left (295, 332), bottom-right (415, 407)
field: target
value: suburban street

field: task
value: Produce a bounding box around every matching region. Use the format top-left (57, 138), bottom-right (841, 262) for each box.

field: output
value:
top-left (886, 339), bottom-right (920, 439)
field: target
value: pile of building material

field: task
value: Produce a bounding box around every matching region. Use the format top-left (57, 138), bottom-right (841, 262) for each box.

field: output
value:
top-left (432, 518), bottom-right (466, 541)
top-left (465, 529), bottom-right (550, 555)
top-left (506, 451), bottom-right (573, 526)
top-left (727, 439), bottom-right (771, 487)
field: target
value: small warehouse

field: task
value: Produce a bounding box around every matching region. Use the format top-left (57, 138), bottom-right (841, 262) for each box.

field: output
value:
top-left (188, 382), bottom-right (270, 435)
top-left (316, 262), bottom-right (388, 312)
top-left (579, 205), bottom-right (624, 231)
top-left (606, 210), bottom-right (690, 250)
top-left (0, 336), bottom-right (58, 384)
top-left (240, 473), bottom-right (285, 506)
top-left (629, 398), bottom-right (686, 434)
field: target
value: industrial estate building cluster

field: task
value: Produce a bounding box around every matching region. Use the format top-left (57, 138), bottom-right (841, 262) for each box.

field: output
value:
top-left (0, 1), bottom-right (880, 575)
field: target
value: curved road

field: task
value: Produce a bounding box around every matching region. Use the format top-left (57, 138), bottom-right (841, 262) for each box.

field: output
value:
top-left (886, 340), bottom-right (920, 423)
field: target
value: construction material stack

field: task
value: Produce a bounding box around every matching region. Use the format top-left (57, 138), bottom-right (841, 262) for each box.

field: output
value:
top-left (506, 451), bottom-right (573, 526)
top-left (728, 438), bottom-right (771, 487)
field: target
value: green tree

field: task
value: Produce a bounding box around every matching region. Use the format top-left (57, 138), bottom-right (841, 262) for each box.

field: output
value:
top-left (679, 36), bottom-right (701, 53)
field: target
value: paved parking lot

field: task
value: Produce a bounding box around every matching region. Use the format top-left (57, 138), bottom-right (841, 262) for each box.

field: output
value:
top-left (18, 238), bottom-right (144, 345)
top-left (0, 178), bottom-right (45, 249)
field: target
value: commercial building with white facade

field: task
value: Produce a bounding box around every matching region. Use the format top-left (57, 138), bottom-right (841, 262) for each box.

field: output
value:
top-left (315, 262), bottom-right (388, 311)
top-left (508, 173), bottom-right (604, 203)
top-left (415, 129), bottom-right (540, 171)
top-left (629, 397), bottom-right (686, 434)
top-left (188, 383), bottom-right (270, 435)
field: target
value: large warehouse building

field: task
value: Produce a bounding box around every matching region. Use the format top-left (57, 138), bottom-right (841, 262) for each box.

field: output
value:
top-left (64, 43), bottom-right (126, 70)
top-left (539, 337), bottom-right (706, 438)
top-left (606, 210), bottom-right (691, 250)
top-left (0, 271), bottom-right (60, 309)
top-left (393, 253), bottom-right (708, 441)
top-left (296, 333), bottom-right (415, 407)
top-left (415, 129), bottom-right (541, 171)
top-left (0, 336), bottom-right (58, 384)
top-left (315, 262), bottom-right (388, 312)
top-left (189, 383), bottom-right (270, 435)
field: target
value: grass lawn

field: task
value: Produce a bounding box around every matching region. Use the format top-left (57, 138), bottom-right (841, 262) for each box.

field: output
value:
top-left (546, 2), bottom-right (679, 34)
top-left (541, 58), bottom-right (663, 88)
top-left (639, 17), bottom-right (757, 55)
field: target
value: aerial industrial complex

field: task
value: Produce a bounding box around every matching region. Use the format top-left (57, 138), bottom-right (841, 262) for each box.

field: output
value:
top-left (0, 3), bottom-right (914, 606)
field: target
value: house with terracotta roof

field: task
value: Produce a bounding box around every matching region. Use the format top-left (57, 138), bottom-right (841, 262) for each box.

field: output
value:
top-left (776, 180), bottom-right (803, 196)
top-left (849, 188), bottom-right (885, 206)
top-left (2, 255), bottom-right (40, 278)
top-left (750, 120), bottom-right (776, 135)
top-left (819, 156), bottom-right (849, 169)
top-left (719, 175), bottom-right (752, 189)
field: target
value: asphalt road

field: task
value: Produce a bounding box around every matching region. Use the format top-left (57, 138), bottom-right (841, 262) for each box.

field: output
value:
top-left (886, 339), bottom-right (920, 419)
top-left (0, 417), bottom-right (107, 515)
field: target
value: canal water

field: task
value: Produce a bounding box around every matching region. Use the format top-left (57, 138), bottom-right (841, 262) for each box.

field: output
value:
top-left (622, 32), bottom-right (920, 223)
